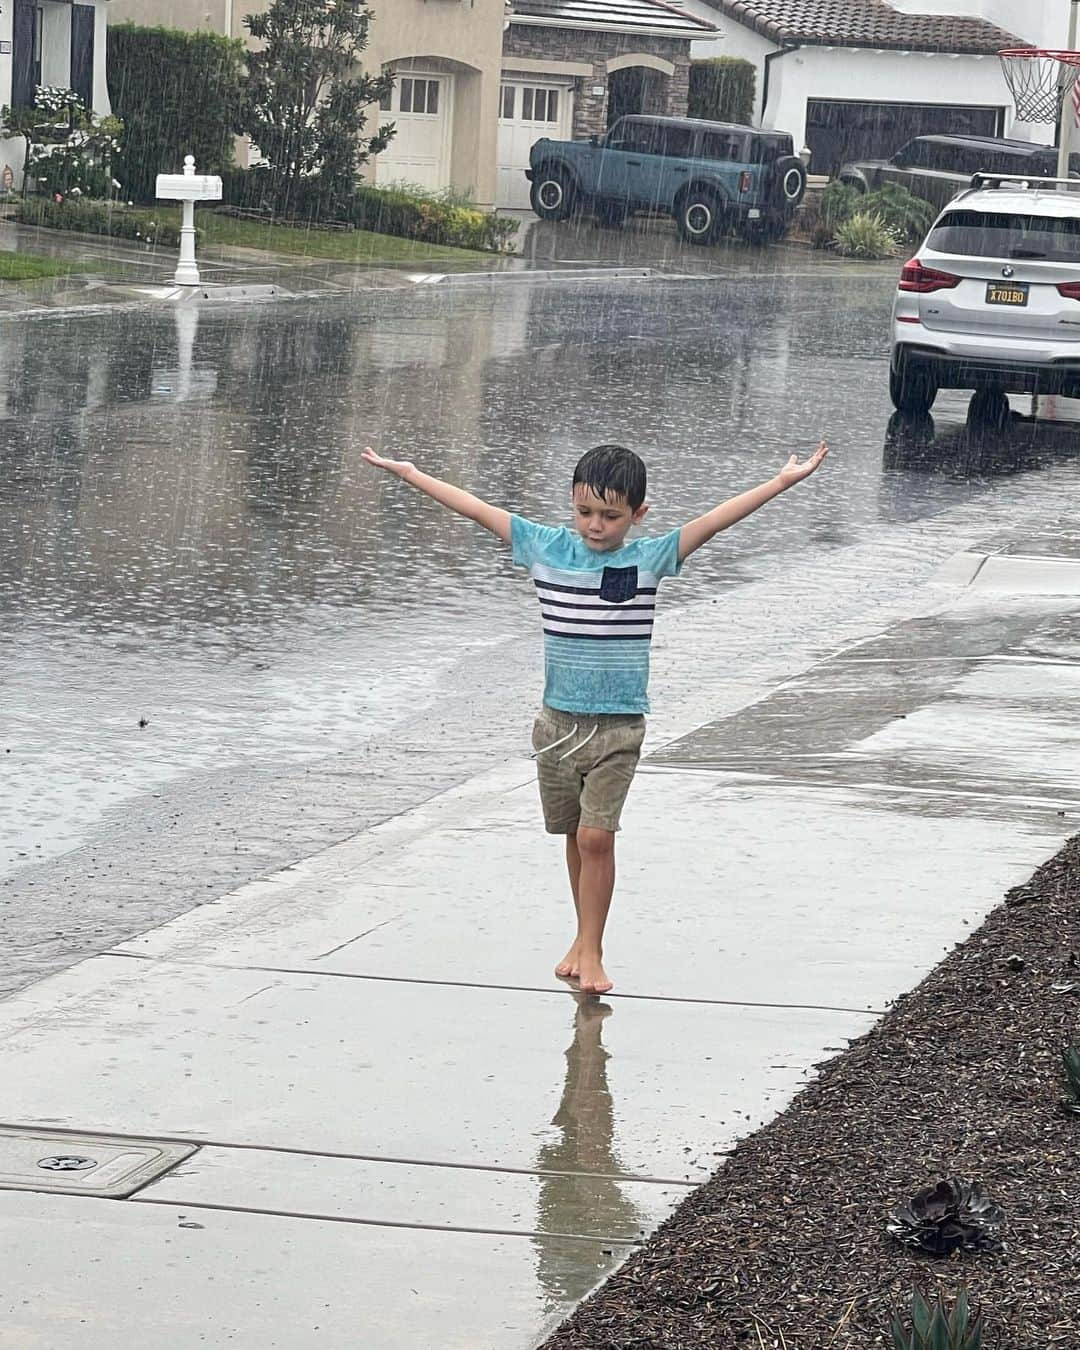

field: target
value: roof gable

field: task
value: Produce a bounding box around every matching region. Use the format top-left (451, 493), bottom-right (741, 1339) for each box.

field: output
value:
top-left (708, 0), bottom-right (1026, 55)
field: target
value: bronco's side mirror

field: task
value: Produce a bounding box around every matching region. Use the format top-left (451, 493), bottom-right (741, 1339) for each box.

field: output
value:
top-left (589, 135), bottom-right (599, 147)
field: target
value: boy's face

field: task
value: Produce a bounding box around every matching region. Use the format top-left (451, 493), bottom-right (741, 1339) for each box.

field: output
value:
top-left (572, 483), bottom-right (649, 552)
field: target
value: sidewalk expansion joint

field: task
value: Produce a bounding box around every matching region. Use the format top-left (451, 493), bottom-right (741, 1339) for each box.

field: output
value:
top-left (106, 951), bottom-right (884, 1016)
top-left (131, 1195), bottom-right (645, 1245)
top-left (0, 1120), bottom-right (698, 1187)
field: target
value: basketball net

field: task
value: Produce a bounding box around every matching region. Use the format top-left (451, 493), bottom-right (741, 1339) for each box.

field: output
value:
top-left (999, 48), bottom-right (1080, 125)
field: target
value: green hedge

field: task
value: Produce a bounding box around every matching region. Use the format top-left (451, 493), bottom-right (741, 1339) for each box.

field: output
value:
top-left (12, 197), bottom-right (187, 247)
top-left (688, 58), bottom-right (756, 126)
top-left (220, 169), bottom-right (519, 252)
top-left (107, 23), bottom-right (245, 204)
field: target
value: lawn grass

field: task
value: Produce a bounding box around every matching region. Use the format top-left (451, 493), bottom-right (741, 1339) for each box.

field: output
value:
top-left (0, 252), bottom-right (93, 282)
top-left (171, 208), bottom-right (506, 264)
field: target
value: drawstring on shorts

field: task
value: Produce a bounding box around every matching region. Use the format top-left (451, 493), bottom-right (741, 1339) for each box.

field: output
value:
top-left (531, 721), bottom-right (599, 763)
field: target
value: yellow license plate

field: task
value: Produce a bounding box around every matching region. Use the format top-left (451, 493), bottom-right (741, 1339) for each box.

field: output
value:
top-left (986, 282), bottom-right (1029, 307)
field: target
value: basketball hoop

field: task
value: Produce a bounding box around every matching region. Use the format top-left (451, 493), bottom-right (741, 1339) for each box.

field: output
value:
top-left (999, 47), bottom-right (1080, 124)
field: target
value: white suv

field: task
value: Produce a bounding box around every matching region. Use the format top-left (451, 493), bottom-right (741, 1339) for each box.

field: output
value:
top-left (889, 175), bottom-right (1080, 415)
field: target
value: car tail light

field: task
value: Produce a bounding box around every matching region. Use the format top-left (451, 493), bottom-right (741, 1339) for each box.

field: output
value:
top-left (1057, 281), bottom-right (1080, 300)
top-left (898, 258), bottom-right (960, 293)
top-left (738, 171), bottom-right (751, 194)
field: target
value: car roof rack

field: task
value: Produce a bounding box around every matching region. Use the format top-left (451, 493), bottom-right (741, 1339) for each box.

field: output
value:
top-left (969, 171), bottom-right (1080, 190)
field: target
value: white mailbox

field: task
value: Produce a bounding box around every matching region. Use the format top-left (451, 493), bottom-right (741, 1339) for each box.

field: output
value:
top-left (155, 154), bottom-right (222, 286)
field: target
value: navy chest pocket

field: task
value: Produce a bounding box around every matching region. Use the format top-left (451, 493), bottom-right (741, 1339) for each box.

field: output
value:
top-left (599, 565), bottom-right (638, 605)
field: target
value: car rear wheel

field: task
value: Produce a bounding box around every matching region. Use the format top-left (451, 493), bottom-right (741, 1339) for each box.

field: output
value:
top-left (889, 362), bottom-right (938, 415)
top-left (530, 166), bottom-right (576, 222)
top-left (676, 189), bottom-right (723, 245)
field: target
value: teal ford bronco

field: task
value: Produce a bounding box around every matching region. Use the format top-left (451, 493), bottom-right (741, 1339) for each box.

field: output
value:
top-left (526, 115), bottom-right (807, 244)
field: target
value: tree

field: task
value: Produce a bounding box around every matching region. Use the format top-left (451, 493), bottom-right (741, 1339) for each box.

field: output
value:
top-left (0, 86), bottom-right (123, 200)
top-left (240, 0), bottom-right (393, 215)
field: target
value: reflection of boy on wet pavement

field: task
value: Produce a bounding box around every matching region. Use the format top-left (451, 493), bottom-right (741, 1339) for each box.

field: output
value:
top-left (362, 441), bottom-right (827, 994)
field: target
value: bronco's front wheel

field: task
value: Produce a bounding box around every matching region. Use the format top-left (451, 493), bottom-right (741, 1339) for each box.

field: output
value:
top-left (530, 166), bottom-right (576, 222)
top-left (676, 188), bottom-right (723, 245)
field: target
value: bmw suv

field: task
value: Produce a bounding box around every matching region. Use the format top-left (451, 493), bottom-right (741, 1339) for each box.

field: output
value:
top-left (889, 175), bottom-right (1080, 415)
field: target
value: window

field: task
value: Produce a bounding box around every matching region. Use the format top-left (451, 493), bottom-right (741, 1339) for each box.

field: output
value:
top-left (657, 126), bottom-right (693, 158)
top-left (608, 120), bottom-right (659, 155)
top-left (521, 87), bottom-right (560, 123)
top-left (399, 78), bottom-right (439, 115)
top-left (928, 209), bottom-right (1080, 263)
top-left (500, 84), bottom-right (515, 119)
top-left (750, 135), bottom-right (793, 164)
top-left (697, 131), bottom-right (743, 162)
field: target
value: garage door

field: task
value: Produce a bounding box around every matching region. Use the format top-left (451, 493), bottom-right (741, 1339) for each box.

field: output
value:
top-left (806, 100), bottom-right (1004, 177)
top-left (377, 73), bottom-right (454, 192)
top-left (497, 80), bottom-right (573, 209)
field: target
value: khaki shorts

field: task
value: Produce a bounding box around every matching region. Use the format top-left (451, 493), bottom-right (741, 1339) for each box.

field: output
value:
top-left (531, 705), bottom-right (646, 835)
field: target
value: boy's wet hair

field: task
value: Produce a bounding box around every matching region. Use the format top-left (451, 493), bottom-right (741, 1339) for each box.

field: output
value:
top-left (572, 445), bottom-right (646, 510)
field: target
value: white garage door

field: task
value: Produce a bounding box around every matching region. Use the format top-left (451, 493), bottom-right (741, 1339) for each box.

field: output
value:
top-left (377, 73), bottom-right (454, 193)
top-left (497, 80), bottom-right (573, 209)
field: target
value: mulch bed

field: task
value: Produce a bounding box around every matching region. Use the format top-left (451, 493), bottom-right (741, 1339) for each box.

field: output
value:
top-left (542, 834), bottom-right (1080, 1348)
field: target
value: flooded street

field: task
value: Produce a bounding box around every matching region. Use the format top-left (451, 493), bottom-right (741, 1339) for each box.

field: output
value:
top-left (3, 270), bottom-right (1079, 992)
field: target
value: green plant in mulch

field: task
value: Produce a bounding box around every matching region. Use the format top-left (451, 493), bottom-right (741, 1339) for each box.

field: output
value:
top-left (1062, 1042), bottom-right (1080, 1114)
top-left (864, 182), bottom-right (936, 246)
top-left (814, 180), bottom-right (934, 250)
top-left (889, 1287), bottom-right (984, 1350)
top-left (887, 1179), bottom-right (1004, 1256)
top-left (833, 211), bottom-right (900, 259)
top-left (11, 196), bottom-right (186, 248)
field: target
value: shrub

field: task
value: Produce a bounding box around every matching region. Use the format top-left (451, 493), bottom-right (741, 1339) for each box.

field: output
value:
top-left (219, 170), bottom-right (519, 252)
top-left (1, 86), bottom-right (122, 201)
top-left (815, 180), bottom-right (933, 249)
top-left (108, 24), bottom-right (245, 204)
top-left (12, 197), bottom-right (188, 248)
top-left (863, 183), bottom-right (936, 246)
top-left (688, 58), bottom-right (755, 126)
top-left (833, 212), bottom-right (900, 259)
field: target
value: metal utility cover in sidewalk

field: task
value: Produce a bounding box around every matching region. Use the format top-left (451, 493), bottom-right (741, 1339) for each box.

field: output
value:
top-left (0, 1126), bottom-right (197, 1199)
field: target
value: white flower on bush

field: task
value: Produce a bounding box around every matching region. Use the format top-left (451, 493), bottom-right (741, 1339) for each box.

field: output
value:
top-left (112, 179), bottom-right (122, 190)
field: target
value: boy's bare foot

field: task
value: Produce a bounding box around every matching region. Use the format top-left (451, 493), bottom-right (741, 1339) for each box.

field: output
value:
top-left (555, 943), bottom-right (581, 980)
top-left (576, 953), bottom-right (613, 995)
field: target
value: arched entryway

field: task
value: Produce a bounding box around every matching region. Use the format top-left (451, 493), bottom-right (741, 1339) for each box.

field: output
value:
top-left (606, 66), bottom-right (667, 127)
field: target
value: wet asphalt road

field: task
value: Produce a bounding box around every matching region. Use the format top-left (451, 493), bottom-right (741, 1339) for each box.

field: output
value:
top-left (2, 265), bottom-right (1080, 995)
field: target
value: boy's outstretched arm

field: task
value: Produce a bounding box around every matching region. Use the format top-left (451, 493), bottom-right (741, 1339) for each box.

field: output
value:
top-left (362, 447), bottom-right (511, 544)
top-left (678, 440), bottom-right (828, 562)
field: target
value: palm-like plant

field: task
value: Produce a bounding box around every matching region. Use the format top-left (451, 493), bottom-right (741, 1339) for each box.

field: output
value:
top-left (1062, 1043), bottom-right (1080, 1114)
top-left (890, 1288), bottom-right (983, 1350)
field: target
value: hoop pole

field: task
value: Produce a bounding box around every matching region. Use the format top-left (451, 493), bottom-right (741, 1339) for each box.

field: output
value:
top-left (1059, 0), bottom-right (1080, 180)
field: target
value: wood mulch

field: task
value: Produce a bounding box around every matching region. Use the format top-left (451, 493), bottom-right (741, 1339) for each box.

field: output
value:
top-left (542, 834), bottom-right (1080, 1349)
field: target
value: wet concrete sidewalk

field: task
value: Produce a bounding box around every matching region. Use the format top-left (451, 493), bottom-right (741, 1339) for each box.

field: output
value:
top-left (1, 528), bottom-right (1079, 1346)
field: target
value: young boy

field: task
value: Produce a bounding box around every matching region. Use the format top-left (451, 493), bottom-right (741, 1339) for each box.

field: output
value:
top-left (362, 440), bottom-right (828, 994)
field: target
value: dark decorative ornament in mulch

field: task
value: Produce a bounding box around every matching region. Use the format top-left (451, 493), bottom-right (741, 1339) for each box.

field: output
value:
top-left (541, 834), bottom-right (1080, 1349)
top-left (887, 1179), bottom-right (1004, 1257)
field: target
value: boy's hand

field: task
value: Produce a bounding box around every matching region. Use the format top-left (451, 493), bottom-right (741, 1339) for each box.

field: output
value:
top-left (362, 447), bottom-right (416, 480)
top-left (777, 440), bottom-right (828, 488)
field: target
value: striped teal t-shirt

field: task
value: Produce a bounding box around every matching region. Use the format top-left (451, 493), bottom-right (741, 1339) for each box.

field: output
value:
top-left (510, 515), bottom-right (683, 715)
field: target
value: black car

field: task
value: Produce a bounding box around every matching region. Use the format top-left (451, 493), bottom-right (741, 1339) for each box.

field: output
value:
top-left (839, 134), bottom-right (1080, 211)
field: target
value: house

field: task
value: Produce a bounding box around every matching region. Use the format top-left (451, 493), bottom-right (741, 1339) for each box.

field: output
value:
top-left (104, 0), bottom-right (716, 209)
top-left (0, 0), bottom-right (113, 188)
top-left (679, 0), bottom-right (1038, 176)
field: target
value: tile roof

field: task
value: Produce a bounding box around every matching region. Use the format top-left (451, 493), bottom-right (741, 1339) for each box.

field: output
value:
top-left (510, 0), bottom-right (717, 37)
top-left (706, 0), bottom-right (1027, 55)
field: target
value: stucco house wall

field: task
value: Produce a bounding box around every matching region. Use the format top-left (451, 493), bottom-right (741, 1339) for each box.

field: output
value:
top-left (766, 44), bottom-right (1031, 153)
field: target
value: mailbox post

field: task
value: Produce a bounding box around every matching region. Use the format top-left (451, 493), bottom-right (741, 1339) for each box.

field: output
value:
top-left (155, 154), bottom-right (223, 287)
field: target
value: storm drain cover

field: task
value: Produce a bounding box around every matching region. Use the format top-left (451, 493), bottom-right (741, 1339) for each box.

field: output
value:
top-left (0, 1127), bottom-right (198, 1199)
